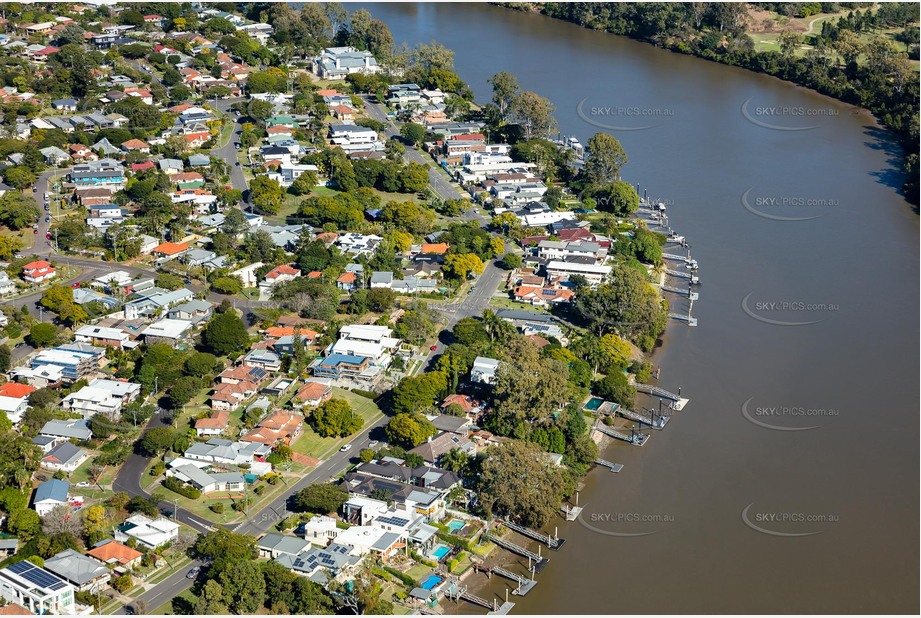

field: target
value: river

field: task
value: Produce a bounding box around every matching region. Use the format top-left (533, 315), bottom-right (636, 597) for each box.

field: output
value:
top-left (347, 3), bottom-right (919, 613)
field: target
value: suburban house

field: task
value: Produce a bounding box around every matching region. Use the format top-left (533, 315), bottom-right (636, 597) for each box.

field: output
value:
top-left (41, 442), bottom-right (88, 472)
top-left (166, 464), bottom-right (245, 495)
top-left (86, 541), bottom-right (143, 570)
top-left (62, 379), bottom-right (140, 419)
top-left (32, 479), bottom-right (70, 516)
top-left (313, 46), bottom-right (379, 80)
top-left (293, 380), bottom-right (333, 408)
top-left (73, 325), bottom-right (132, 348)
top-left (22, 260), bottom-right (57, 284)
top-left (471, 356), bottom-right (500, 384)
top-left (194, 410), bottom-right (230, 437)
top-left (39, 419), bottom-right (92, 443)
top-left (114, 515), bottom-right (180, 550)
top-left (544, 260), bottom-right (612, 287)
top-left (0, 561), bottom-right (79, 615)
top-left (43, 549), bottom-right (110, 592)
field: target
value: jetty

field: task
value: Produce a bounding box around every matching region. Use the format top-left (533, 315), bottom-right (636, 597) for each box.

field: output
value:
top-left (594, 458), bottom-right (624, 473)
top-left (661, 284), bottom-right (699, 301)
top-left (490, 567), bottom-right (537, 596)
top-left (593, 422), bottom-right (649, 446)
top-left (501, 520), bottom-right (563, 550)
top-left (617, 406), bottom-right (668, 429)
top-left (561, 504), bottom-right (584, 520)
top-left (668, 311), bottom-right (698, 326)
top-left (633, 383), bottom-right (689, 410)
top-left (665, 268), bottom-right (700, 284)
top-left (445, 582), bottom-right (511, 613)
top-left (662, 253), bottom-right (697, 268)
top-left (485, 534), bottom-right (549, 571)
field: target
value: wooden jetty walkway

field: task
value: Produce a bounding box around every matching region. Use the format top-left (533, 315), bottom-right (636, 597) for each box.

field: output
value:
top-left (593, 422), bottom-right (649, 446)
top-left (594, 458), bottom-right (624, 472)
top-left (501, 520), bottom-right (563, 550)
top-left (633, 383), bottom-right (689, 411)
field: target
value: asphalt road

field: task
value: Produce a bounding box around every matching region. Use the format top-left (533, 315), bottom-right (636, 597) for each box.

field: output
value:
top-left (360, 96), bottom-right (487, 225)
top-left (110, 558), bottom-right (201, 615)
top-left (232, 411), bottom-right (390, 537)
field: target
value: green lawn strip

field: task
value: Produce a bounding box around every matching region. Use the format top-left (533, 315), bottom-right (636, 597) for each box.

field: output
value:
top-left (291, 387), bottom-right (383, 460)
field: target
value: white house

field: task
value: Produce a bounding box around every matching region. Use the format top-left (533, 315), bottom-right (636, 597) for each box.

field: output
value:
top-left (114, 515), bottom-right (180, 550)
top-left (471, 356), bottom-right (500, 384)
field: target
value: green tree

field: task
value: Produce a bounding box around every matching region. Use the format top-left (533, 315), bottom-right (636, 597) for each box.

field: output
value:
top-left (583, 132), bottom-right (628, 184)
top-left (400, 122), bottom-right (426, 145)
top-left (442, 253), bottom-right (485, 280)
top-left (211, 276), bottom-right (243, 295)
top-left (220, 560), bottom-right (266, 614)
top-left (509, 91), bottom-right (557, 140)
top-left (288, 170), bottom-right (318, 196)
top-left (26, 323), bottom-right (58, 348)
top-left (476, 440), bottom-right (566, 527)
top-left (488, 71), bottom-right (520, 120)
top-left (293, 483), bottom-right (349, 514)
top-left (193, 529), bottom-right (256, 578)
top-left (137, 427), bottom-right (176, 456)
top-left (499, 253), bottom-right (522, 270)
top-left (250, 176), bottom-right (283, 215)
top-left (385, 413), bottom-right (436, 447)
top-left (310, 398), bottom-right (360, 438)
top-left (0, 191), bottom-right (40, 230)
top-left (366, 287), bottom-right (395, 313)
top-left (0, 344), bottom-right (11, 373)
top-left (202, 311), bottom-right (250, 356)
top-left (194, 580), bottom-right (229, 615)
top-left (185, 352), bottom-right (220, 377)
top-left (593, 371), bottom-right (636, 408)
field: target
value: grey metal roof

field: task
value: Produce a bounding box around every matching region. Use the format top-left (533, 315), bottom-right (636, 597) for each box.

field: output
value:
top-left (44, 549), bottom-right (109, 585)
top-left (33, 479), bottom-right (69, 504)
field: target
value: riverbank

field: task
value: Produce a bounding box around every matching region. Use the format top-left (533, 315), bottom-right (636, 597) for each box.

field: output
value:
top-left (493, 2), bottom-right (919, 206)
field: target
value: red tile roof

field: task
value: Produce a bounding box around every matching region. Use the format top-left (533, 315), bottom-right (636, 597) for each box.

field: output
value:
top-left (87, 541), bottom-right (143, 565)
top-left (0, 382), bottom-right (36, 398)
top-left (152, 242), bottom-right (189, 256)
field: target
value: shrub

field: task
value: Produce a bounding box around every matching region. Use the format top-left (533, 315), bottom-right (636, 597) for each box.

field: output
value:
top-left (163, 476), bottom-right (201, 499)
top-left (150, 462), bottom-right (166, 477)
top-left (348, 388), bottom-right (377, 399)
top-left (383, 566), bottom-right (416, 587)
top-left (436, 532), bottom-right (471, 551)
top-left (253, 485), bottom-right (265, 495)
top-left (447, 558), bottom-right (460, 572)
top-left (209, 503), bottom-right (225, 514)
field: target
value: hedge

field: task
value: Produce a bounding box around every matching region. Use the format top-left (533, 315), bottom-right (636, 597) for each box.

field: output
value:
top-left (383, 566), bottom-right (416, 588)
top-left (163, 477), bottom-right (201, 499)
top-left (348, 388), bottom-right (378, 400)
top-left (436, 532), bottom-right (471, 552)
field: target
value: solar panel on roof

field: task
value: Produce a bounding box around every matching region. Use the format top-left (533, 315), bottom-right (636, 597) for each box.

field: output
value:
top-left (8, 562), bottom-right (69, 591)
top-left (378, 516), bottom-right (410, 527)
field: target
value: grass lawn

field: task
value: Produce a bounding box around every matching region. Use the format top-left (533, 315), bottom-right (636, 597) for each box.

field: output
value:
top-left (488, 296), bottom-right (547, 313)
top-left (290, 388), bottom-right (383, 460)
top-left (151, 588), bottom-right (197, 616)
top-left (1, 226), bottom-right (33, 251)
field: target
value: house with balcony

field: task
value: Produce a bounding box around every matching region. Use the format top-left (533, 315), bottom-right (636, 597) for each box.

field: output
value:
top-left (313, 46), bottom-right (380, 80)
top-left (22, 260), bottom-right (56, 284)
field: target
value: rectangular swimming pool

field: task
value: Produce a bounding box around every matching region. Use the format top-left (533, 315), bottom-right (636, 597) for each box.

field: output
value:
top-left (446, 519), bottom-right (465, 533)
top-left (421, 574), bottom-right (443, 590)
top-left (432, 545), bottom-right (451, 560)
top-left (584, 397), bottom-right (604, 411)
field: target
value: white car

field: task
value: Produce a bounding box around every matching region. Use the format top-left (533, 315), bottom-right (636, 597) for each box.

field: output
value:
top-left (75, 482), bottom-right (90, 488)
top-left (340, 444), bottom-right (352, 452)
top-left (368, 441), bottom-right (379, 449)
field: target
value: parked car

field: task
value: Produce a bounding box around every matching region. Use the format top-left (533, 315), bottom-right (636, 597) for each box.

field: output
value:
top-left (45, 232), bottom-right (51, 239)
top-left (45, 216), bottom-right (50, 222)
top-left (71, 282), bottom-right (80, 288)
top-left (368, 440), bottom-right (379, 449)
top-left (33, 228), bottom-right (38, 234)
top-left (186, 566), bottom-right (200, 579)
top-left (340, 444), bottom-right (352, 452)
top-left (430, 345), bottom-right (438, 351)
top-left (75, 481), bottom-right (90, 488)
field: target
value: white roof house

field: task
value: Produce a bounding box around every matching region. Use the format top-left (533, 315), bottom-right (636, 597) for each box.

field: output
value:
top-left (114, 515), bottom-right (180, 550)
top-left (140, 318), bottom-right (193, 341)
top-left (471, 356), bottom-right (500, 384)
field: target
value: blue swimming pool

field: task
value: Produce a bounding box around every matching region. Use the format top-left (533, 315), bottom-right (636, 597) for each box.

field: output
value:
top-left (421, 575), bottom-right (443, 590)
top-left (432, 544), bottom-right (450, 560)
top-left (584, 397), bottom-right (604, 411)
top-left (446, 519), bottom-right (465, 533)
